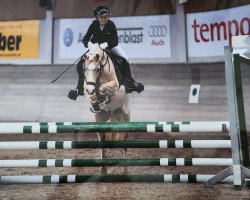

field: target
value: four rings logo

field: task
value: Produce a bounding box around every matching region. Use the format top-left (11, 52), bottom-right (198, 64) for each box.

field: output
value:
top-left (63, 28), bottom-right (73, 47)
top-left (148, 25), bottom-right (167, 37)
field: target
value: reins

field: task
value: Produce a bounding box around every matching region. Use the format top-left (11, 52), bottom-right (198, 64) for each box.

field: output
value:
top-left (95, 50), bottom-right (110, 99)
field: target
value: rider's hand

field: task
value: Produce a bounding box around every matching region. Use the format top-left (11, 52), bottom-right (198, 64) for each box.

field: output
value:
top-left (88, 42), bottom-right (93, 48)
top-left (100, 42), bottom-right (108, 50)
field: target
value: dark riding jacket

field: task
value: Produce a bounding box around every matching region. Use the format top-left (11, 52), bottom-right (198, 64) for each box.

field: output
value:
top-left (82, 20), bottom-right (118, 50)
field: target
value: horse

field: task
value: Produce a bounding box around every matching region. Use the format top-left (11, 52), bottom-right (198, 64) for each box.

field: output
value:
top-left (83, 42), bottom-right (130, 174)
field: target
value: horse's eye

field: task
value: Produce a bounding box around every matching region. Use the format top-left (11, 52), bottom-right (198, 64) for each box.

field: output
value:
top-left (95, 54), bottom-right (99, 60)
top-left (96, 68), bottom-right (100, 72)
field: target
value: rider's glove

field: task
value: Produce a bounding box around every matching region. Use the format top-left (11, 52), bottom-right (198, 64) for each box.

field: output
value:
top-left (88, 42), bottom-right (93, 48)
top-left (100, 42), bottom-right (108, 50)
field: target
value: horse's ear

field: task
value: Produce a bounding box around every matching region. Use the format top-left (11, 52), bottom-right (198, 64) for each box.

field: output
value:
top-left (94, 54), bottom-right (99, 61)
top-left (83, 54), bottom-right (89, 60)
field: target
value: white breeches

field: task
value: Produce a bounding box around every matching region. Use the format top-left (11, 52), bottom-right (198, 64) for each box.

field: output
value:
top-left (110, 45), bottom-right (129, 61)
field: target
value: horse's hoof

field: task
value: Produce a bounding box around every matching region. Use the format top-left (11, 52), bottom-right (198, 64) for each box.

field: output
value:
top-left (100, 169), bottom-right (108, 175)
top-left (90, 107), bottom-right (101, 113)
top-left (123, 169), bottom-right (128, 175)
top-left (98, 95), bottom-right (108, 103)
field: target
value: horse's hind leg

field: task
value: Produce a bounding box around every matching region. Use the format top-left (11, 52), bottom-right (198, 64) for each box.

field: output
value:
top-left (95, 111), bottom-right (110, 174)
top-left (122, 147), bottom-right (128, 175)
top-left (113, 104), bottom-right (130, 174)
top-left (97, 132), bottom-right (107, 174)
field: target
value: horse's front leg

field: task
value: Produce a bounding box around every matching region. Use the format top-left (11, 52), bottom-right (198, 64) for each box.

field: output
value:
top-left (99, 80), bottom-right (119, 95)
top-left (95, 112), bottom-right (110, 175)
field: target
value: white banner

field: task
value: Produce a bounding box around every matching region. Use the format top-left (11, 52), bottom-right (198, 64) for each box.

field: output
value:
top-left (58, 15), bottom-right (171, 59)
top-left (59, 18), bottom-right (92, 59)
top-left (187, 5), bottom-right (250, 57)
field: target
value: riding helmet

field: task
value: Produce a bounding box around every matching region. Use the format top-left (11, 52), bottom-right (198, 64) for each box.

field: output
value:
top-left (93, 5), bottom-right (111, 17)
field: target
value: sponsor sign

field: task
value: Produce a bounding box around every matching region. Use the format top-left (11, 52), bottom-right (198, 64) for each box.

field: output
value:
top-left (187, 5), bottom-right (250, 57)
top-left (59, 19), bottom-right (92, 59)
top-left (0, 20), bottom-right (39, 59)
top-left (58, 15), bottom-right (171, 59)
top-left (113, 15), bottom-right (171, 58)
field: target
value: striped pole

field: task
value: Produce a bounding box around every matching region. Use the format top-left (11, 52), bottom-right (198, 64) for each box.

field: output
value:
top-left (0, 121), bottom-right (229, 134)
top-left (0, 158), bottom-right (233, 167)
top-left (0, 140), bottom-right (232, 149)
top-left (0, 174), bottom-right (233, 184)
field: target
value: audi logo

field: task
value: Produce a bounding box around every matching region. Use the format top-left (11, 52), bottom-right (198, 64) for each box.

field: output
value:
top-left (148, 25), bottom-right (167, 37)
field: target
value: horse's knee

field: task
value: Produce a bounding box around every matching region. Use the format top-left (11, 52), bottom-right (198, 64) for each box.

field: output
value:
top-left (95, 111), bottom-right (110, 122)
top-left (100, 166), bottom-right (107, 174)
top-left (123, 113), bottom-right (130, 122)
top-left (100, 83), bottom-right (108, 95)
top-left (88, 94), bottom-right (97, 102)
top-left (100, 81), bottom-right (119, 95)
top-left (113, 108), bottom-right (130, 122)
top-left (113, 108), bottom-right (122, 121)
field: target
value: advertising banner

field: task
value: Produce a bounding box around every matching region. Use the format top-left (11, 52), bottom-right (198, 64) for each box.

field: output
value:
top-left (0, 20), bottom-right (39, 59)
top-left (58, 15), bottom-right (171, 60)
top-left (186, 5), bottom-right (250, 57)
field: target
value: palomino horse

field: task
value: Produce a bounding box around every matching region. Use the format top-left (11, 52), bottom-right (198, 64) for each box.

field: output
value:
top-left (83, 42), bottom-right (130, 174)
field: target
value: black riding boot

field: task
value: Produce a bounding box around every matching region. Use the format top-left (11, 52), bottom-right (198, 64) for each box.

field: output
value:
top-left (76, 59), bottom-right (84, 95)
top-left (122, 59), bottom-right (144, 93)
top-left (68, 59), bottom-right (84, 100)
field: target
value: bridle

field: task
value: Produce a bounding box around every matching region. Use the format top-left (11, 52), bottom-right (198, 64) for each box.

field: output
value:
top-left (83, 49), bottom-right (110, 99)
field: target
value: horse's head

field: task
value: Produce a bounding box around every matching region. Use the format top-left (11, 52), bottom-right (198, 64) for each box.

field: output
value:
top-left (83, 42), bottom-right (105, 95)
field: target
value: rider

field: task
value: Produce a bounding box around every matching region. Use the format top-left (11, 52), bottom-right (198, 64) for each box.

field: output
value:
top-left (68, 5), bottom-right (144, 101)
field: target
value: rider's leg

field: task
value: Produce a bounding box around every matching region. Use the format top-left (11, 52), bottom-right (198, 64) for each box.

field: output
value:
top-left (110, 45), bottom-right (129, 61)
top-left (122, 59), bottom-right (144, 93)
top-left (110, 45), bottom-right (144, 93)
top-left (68, 58), bottom-right (84, 100)
top-left (76, 58), bottom-right (84, 95)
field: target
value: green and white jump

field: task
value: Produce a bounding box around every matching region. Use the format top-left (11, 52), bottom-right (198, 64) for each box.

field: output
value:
top-left (0, 121), bottom-right (229, 134)
top-left (0, 158), bottom-right (233, 167)
top-left (0, 140), bottom-right (231, 149)
top-left (0, 174), bottom-right (234, 184)
top-left (0, 121), bottom-right (236, 186)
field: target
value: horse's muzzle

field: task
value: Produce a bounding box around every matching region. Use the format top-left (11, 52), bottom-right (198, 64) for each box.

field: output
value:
top-left (86, 82), bottom-right (96, 95)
